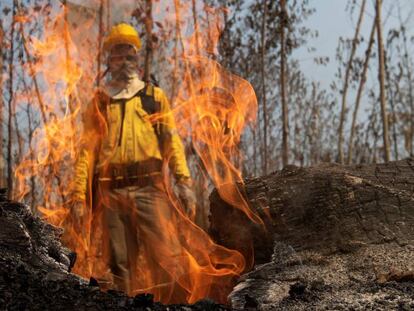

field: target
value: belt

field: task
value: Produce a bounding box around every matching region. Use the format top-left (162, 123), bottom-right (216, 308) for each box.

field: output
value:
top-left (98, 159), bottom-right (163, 189)
top-left (99, 172), bottom-right (162, 189)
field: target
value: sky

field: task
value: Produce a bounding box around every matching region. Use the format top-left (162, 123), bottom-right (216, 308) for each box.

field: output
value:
top-left (295, 0), bottom-right (414, 90)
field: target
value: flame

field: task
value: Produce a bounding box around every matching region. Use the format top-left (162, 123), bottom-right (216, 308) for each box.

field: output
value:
top-left (174, 56), bottom-right (261, 224)
top-left (14, 0), bottom-right (259, 305)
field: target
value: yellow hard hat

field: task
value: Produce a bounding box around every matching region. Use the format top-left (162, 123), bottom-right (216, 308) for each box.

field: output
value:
top-left (103, 23), bottom-right (142, 52)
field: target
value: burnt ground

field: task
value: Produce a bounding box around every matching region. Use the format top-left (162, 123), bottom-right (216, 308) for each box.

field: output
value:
top-left (0, 189), bottom-right (228, 311)
top-left (229, 242), bottom-right (414, 310)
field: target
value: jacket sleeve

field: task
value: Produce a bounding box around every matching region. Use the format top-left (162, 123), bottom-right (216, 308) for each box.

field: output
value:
top-left (155, 87), bottom-right (191, 180)
top-left (72, 148), bottom-right (90, 201)
top-left (72, 94), bottom-right (104, 201)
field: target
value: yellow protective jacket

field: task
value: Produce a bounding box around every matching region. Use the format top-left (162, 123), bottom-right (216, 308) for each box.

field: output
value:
top-left (72, 85), bottom-right (190, 201)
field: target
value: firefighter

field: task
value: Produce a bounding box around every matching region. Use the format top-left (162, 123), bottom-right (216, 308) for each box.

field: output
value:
top-left (71, 23), bottom-right (196, 296)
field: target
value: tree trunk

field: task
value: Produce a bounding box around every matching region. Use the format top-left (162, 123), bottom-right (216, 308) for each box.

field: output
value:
top-left (375, 0), bottom-right (390, 162)
top-left (170, 0), bottom-right (180, 100)
top-left (191, 0), bottom-right (200, 56)
top-left (0, 22), bottom-right (5, 188)
top-left (210, 159), bottom-right (414, 263)
top-left (106, 0), bottom-right (111, 32)
top-left (26, 103), bottom-right (36, 211)
top-left (347, 18), bottom-right (376, 164)
top-left (7, 0), bottom-right (17, 199)
top-left (260, 0), bottom-right (268, 174)
top-left (280, 0), bottom-right (289, 167)
top-left (397, 3), bottom-right (414, 157)
top-left (143, 0), bottom-right (153, 83)
top-left (384, 50), bottom-right (400, 161)
top-left (13, 103), bottom-right (22, 163)
top-left (63, 0), bottom-right (78, 149)
top-left (338, 0), bottom-right (366, 164)
top-left (96, 0), bottom-right (104, 87)
top-left (171, 0), bottom-right (189, 99)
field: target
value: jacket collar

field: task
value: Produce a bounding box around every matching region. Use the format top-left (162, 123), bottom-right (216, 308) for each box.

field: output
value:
top-left (102, 74), bottom-right (145, 100)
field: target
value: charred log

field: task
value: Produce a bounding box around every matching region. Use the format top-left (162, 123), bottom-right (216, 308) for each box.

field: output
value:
top-left (210, 159), bottom-right (414, 261)
top-left (210, 159), bottom-right (414, 310)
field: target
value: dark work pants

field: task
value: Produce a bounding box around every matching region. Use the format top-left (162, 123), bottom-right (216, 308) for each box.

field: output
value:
top-left (97, 179), bottom-right (183, 297)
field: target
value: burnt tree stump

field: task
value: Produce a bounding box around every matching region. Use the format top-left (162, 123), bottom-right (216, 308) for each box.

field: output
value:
top-left (209, 159), bottom-right (414, 310)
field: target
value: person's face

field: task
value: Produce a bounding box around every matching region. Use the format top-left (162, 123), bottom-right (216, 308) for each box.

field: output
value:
top-left (108, 44), bottom-right (139, 79)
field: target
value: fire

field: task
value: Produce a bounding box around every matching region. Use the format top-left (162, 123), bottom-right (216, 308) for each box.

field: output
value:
top-left (14, 0), bottom-right (260, 305)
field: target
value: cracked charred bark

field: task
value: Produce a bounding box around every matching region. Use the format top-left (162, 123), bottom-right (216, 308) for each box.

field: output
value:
top-left (211, 159), bottom-right (414, 261)
top-left (210, 159), bottom-right (414, 310)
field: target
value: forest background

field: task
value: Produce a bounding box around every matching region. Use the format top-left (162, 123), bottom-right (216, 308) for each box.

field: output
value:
top-left (0, 0), bottom-right (413, 213)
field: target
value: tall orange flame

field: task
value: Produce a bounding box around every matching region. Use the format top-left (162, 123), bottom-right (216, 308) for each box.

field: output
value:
top-left (14, 1), bottom-right (259, 304)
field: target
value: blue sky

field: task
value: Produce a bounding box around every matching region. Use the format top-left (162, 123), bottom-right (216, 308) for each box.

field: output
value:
top-left (295, 0), bottom-right (414, 90)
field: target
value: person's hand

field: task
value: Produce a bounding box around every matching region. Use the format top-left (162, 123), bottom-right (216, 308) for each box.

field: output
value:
top-left (71, 200), bottom-right (87, 235)
top-left (72, 200), bottom-right (86, 220)
top-left (176, 178), bottom-right (197, 221)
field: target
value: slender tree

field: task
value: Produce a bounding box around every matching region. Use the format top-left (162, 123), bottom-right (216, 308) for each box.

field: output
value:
top-left (192, 0), bottom-right (201, 56)
top-left (96, 0), bottom-right (104, 87)
top-left (0, 22), bottom-right (4, 188)
top-left (280, 0), bottom-right (289, 167)
top-left (106, 0), bottom-right (111, 32)
top-left (347, 19), bottom-right (376, 164)
top-left (62, 0), bottom-right (78, 146)
top-left (260, 0), bottom-right (268, 174)
top-left (13, 87), bottom-right (22, 162)
top-left (397, 4), bottom-right (414, 157)
top-left (7, 0), bottom-right (17, 199)
top-left (375, 0), bottom-right (390, 162)
top-left (385, 57), bottom-right (399, 161)
top-left (337, 0), bottom-right (366, 164)
top-left (144, 0), bottom-right (153, 82)
top-left (171, 0), bottom-right (184, 100)
top-left (21, 75), bottom-right (38, 211)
